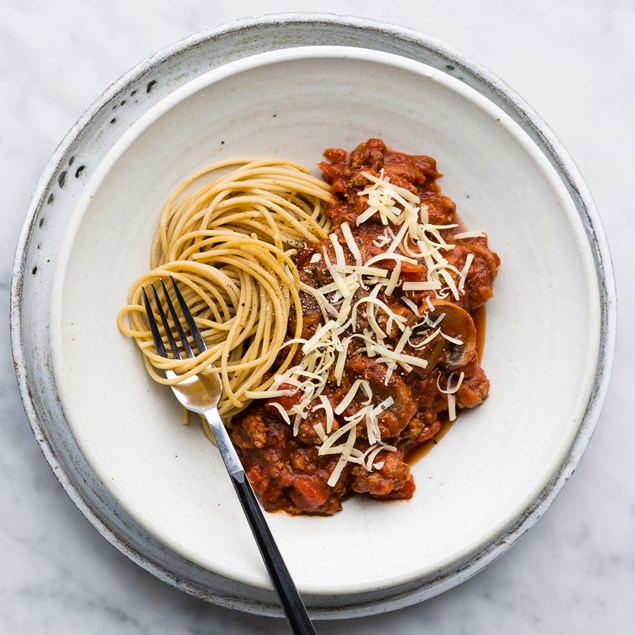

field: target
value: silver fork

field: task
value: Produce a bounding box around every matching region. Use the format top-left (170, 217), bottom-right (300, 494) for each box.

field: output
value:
top-left (142, 276), bottom-right (316, 635)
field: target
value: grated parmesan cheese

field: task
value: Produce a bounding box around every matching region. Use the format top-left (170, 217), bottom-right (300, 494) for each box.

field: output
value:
top-left (254, 168), bottom-right (477, 486)
top-left (453, 230), bottom-right (485, 239)
top-left (437, 372), bottom-right (465, 421)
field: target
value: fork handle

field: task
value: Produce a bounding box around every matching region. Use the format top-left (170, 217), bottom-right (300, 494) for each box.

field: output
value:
top-left (231, 472), bottom-right (317, 634)
top-left (204, 411), bottom-right (316, 635)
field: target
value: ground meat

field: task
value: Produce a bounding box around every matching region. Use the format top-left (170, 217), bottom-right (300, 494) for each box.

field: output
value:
top-left (456, 356), bottom-right (490, 409)
top-left (351, 449), bottom-right (412, 497)
top-left (232, 407), bottom-right (351, 516)
top-left (232, 139), bottom-right (499, 516)
top-left (345, 355), bottom-right (416, 438)
top-left (287, 287), bottom-right (323, 340)
top-left (444, 240), bottom-right (501, 312)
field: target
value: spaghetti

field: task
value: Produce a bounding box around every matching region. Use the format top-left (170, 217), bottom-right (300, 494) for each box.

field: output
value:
top-left (117, 158), bottom-right (332, 420)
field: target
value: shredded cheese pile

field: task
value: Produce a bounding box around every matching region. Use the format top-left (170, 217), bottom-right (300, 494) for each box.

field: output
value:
top-left (246, 170), bottom-right (476, 486)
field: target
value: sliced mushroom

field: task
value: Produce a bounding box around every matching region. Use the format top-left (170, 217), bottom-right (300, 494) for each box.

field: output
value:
top-left (345, 355), bottom-right (417, 438)
top-left (411, 298), bottom-right (477, 372)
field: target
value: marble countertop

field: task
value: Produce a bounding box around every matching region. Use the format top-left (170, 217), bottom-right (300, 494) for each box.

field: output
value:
top-left (1, 1), bottom-right (633, 633)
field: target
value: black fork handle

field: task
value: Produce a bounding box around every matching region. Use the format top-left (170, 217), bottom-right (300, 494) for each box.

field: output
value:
top-left (230, 470), bottom-right (317, 635)
top-left (203, 409), bottom-right (315, 633)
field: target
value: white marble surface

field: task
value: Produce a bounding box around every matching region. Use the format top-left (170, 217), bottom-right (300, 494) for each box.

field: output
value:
top-left (1, 0), bottom-right (633, 633)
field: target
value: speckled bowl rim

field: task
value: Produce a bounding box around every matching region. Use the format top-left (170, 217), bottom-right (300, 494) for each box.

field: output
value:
top-left (10, 13), bottom-right (616, 620)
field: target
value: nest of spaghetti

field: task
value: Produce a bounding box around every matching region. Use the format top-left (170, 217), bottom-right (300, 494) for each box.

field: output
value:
top-left (117, 158), bottom-right (332, 422)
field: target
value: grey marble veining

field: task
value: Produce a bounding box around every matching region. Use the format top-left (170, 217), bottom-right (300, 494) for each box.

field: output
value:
top-left (1, 1), bottom-right (634, 633)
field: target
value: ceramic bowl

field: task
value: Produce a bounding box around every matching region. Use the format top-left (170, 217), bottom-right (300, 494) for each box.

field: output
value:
top-left (11, 15), bottom-right (615, 619)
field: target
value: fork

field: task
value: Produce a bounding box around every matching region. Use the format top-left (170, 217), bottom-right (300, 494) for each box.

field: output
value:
top-left (142, 276), bottom-right (316, 635)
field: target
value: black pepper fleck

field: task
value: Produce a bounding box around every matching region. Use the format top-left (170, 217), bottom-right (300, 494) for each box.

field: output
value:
top-left (75, 165), bottom-right (85, 178)
top-left (47, 193), bottom-right (54, 205)
top-left (110, 117), bottom-right (116, 124)
top-left (32, 266), bottom-right (37, 275)
top-left (58, 171), bottom-right (67, 188)
top-left (146, 80), bottom-right (157, 93)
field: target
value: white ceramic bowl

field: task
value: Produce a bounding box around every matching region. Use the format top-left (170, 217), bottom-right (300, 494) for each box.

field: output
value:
top-left (12, 15), bottom-right (615, 619)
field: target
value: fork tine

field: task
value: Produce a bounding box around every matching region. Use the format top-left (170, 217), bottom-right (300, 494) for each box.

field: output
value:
top-left (142, 287), bottom-right (167, 358)
top-left (170, 275), bottom-right (207, 355)
top-left (159, 278), bottom-right (194, 359)
top-left (151, 283), bottom-right (181, 360)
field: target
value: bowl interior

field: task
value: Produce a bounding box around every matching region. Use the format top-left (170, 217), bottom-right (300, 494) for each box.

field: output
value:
top-left (51, 46), bottom-right (600, 594)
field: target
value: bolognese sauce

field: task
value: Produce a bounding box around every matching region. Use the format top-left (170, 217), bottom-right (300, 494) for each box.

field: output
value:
top-left (231, 139), bottom-right (500, 515)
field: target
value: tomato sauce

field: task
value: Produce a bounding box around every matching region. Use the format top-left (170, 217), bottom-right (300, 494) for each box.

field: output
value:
top-left (231, 139), bottom-right (500, 515)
